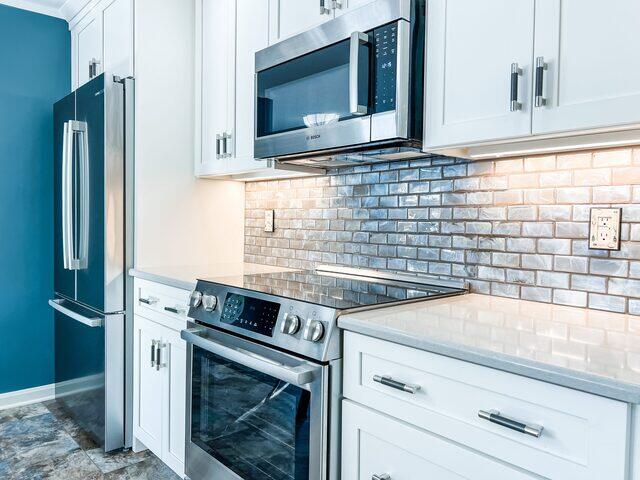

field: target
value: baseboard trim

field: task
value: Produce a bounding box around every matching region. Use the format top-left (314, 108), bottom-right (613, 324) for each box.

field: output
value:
top-left (0, 373), bottom-right (105, 411)
top-left (0, 384), bottom-right (55, 410)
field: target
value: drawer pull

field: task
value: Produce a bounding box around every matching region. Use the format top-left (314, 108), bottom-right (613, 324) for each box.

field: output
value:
top-left (164, 306), bottom-right (181, 314)
top-left (373, 375), bottom-right (421, 394)
top-left (139, 297), bottom-right (157, 305)
top-left (372, 475), bottom-right (390, 480)
top-left (478, 409), bottom-right (543, 438)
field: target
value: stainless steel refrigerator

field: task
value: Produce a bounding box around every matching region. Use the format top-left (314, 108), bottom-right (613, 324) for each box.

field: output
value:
top-left (49, 73), bottom-right (134, 452)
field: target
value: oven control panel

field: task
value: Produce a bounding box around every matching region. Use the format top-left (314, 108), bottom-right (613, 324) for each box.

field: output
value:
top-left (188, 281), bottom-right (340, 362)
top-left (220, 293), bottom-right (280, 337)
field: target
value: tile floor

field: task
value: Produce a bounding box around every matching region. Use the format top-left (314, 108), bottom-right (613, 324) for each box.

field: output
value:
top-left (0, 400), bottom-right (181, 479)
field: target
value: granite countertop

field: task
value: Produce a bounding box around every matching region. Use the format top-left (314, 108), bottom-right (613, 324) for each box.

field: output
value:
top-left (129, 262), bottom-right (296, 291)
top-left (339, 293), bottom-right (640, 403)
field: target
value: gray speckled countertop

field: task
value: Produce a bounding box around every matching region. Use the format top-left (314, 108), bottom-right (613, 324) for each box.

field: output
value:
top-left (339, 293), bottom-right (640, 403)
top-left (129, 262), bottom-right (295, 291)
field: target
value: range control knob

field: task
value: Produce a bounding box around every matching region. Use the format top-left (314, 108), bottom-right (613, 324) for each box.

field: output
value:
top-left (202, 294), bottom-right (218, 312)
top-left (303, 320), bottom-right (325, 343)
top-left (281, 313), bottom-right (301, 335)
top-left (189, 290), bottom-right (203, 308)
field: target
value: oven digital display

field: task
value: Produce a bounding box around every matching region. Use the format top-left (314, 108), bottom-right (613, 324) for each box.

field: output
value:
top-left (220, 293), bottom-right (281, 337)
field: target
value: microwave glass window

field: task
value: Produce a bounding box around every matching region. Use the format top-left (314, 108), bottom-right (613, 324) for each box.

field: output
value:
top-left (257, 39), bottom-right (370, 137)
top-left (191, 346), bottom-right (311, 480)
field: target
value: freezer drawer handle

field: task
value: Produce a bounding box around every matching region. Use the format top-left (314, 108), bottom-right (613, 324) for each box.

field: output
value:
top-left (49, 299), bottom-right (103, 328)
top-left (373, 375), bottom-right (421, 394)
top-left (478, 409), bottom-right (543, 438)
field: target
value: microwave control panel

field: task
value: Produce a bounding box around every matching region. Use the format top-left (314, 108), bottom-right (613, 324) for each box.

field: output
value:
top-left (373, 22), bottom-right (398, 113)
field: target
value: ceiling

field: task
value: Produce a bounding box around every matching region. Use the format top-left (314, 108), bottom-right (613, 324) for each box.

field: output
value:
top-left (0, 0), bottom-right (88, 21)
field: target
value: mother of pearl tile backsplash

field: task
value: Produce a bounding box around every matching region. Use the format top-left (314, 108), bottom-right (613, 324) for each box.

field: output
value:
top-left (244, 148), bottom-right (640, 315)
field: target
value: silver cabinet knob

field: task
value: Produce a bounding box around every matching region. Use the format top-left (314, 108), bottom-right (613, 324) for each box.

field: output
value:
top-left (189, 290), bottom-right (203, 308)
top-left (304, 320), bottom-right (325, 342)
top-left (202, 294), bottom-right (218, 312)
top-left (281, 313), bottom-right (301, 335)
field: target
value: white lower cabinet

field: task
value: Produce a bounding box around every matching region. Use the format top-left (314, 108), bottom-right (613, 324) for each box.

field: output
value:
top-left (343, 401), bottom-right (538, 480)
top-left (343, 331), bottom-right (630, 480)
top-left (133, 279), bottom-right (189, 477)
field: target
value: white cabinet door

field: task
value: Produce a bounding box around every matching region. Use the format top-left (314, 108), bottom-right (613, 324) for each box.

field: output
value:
top-left (269, 0), bottom-right (334, 44)
top-left (197, 0), bottom-right (236, 175)
top-left (133, 315), bottom-right (163, 455)
top-left (424, 0), bottom-right (535, 149)
top-left (343, 401), bottom-right (538, 480)
top-left (75, 15), bottom-right (102, 87)
top-left (161, 328), bottom-right (186, 476)
top-left (231, 0), bottom-right (271, 173)
top-left (532, 0), bottom-right (640, 134)
top-left (102, 0), bottom-right (134, 80)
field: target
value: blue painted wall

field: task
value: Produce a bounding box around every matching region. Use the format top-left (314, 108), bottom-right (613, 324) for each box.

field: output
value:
top-left (0, 5), bottom-right (70, 394)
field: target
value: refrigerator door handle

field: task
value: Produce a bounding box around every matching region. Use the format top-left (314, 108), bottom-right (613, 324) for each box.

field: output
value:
top-left (77, 122), bottom-right (90, 270)
top-left (49, 298), bottom-right (103, 328)
top-left (62, 121), bottom-right (74, 270)
top-left (66, 120), bottom-right (89, 271)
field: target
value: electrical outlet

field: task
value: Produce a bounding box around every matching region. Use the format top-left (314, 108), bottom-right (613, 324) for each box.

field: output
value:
top-left (264, 210), bottom-right (275, 233)
top-left (589, 208), bottom-right (622, 250)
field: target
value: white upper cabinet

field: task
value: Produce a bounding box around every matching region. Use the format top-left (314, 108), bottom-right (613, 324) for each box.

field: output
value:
top-left (424, 0), bottom-right (640, 155)
top-left (197, 0), bottom-right (236, 175)
top-left (532, 0), bottom-right (640, 134)
top-left (268, 0), bottom-right (334, 43)
top-left (424, 0), bottom-right (536, 149)
top-left (75, 15), bottom-right (102, 88)
top-left (71, 0), bottom-right (133, 89)
top-left (101, 0), bottom-right (134, 81)
top-left (234, 0), bottom-right (269, 166)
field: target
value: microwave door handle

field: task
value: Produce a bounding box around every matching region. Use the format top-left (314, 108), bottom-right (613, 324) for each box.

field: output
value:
top-left (349, 31), bottom-right (370, 116)
top-left (181, 328), bottom-right (321, 387)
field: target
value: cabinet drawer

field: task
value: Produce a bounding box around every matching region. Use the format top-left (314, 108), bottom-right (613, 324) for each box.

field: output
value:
top-left (134, 278), bottom-right (190, 329)
top-left (342, 400), bottom-right (538, 480)
top-left (344, 332), bottom-right (629, 480)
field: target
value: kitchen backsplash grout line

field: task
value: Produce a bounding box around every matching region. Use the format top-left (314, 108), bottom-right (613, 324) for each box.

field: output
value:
top-left (244, 147), bottom-right (640, 316)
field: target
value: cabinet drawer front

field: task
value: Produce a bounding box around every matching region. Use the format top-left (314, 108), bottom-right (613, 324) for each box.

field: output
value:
top-left (134, 278), bottom-right (190, 328)
top-left (343, 400), bottom-right (538, 480)
top-left (344, 332), bottom-right (629, 480)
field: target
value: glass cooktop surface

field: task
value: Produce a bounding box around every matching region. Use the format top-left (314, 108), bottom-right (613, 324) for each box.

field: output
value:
top-left (203, 270), bottom-right (464, 311)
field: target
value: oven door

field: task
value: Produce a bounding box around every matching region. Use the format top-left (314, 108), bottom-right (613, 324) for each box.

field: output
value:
top-left (182, 326), bottom-right (329, 480)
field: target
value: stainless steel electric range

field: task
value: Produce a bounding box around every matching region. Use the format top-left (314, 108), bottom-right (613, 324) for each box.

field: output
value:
top-left (181, 265), bottom-right (467, 480)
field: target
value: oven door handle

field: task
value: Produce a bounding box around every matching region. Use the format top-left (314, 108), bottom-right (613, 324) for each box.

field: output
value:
top-left (181, 328), bottom-right (322, 387)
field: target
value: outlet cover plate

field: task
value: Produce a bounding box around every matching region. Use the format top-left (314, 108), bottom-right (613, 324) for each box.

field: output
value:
top-left (264, 210), bottom-right (275, 233)
top-left (589, 208), bottom-right (622, 250)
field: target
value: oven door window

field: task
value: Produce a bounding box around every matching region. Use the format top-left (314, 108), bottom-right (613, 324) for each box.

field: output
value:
top-left (256, 37), bottom-right (371, 137)
top-left (191, 345), bottom-right (311, 480)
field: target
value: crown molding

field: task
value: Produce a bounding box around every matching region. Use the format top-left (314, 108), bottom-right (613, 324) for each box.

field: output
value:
top-left (0, 0), bottom-right (92, 22)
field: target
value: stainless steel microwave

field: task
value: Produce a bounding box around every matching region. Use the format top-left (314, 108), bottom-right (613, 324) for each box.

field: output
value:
top-left (254, 0), bottom-right (425, 168)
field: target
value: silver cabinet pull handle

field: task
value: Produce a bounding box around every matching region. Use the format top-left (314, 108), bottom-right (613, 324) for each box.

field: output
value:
top-left (349, 31), bottom-right (370, 116)
top-left (372, 475), bottom-right (390, 480)
top-left (478, 409), bottom-right (543, 438)
top-left (373, 375), bottom-right (421, 394)
top-left (510, 62), bottom-right (523, 111)
top-left (151, 340), bottom-right (157, 368)
top-left (332, 0), bottom-right (342, 9)
top-left (535, 56), bottom-right (548, 107)
top-left (216, 134), bottom-right (222, 159)
top-left (155, 342), bottom-right (162, 371)
top-left (139, 297), bottom-right (158, 305)
top-left (222, 132), bottom-right (232, 158)
top-left (320, 0), bottom-right (331, 14)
